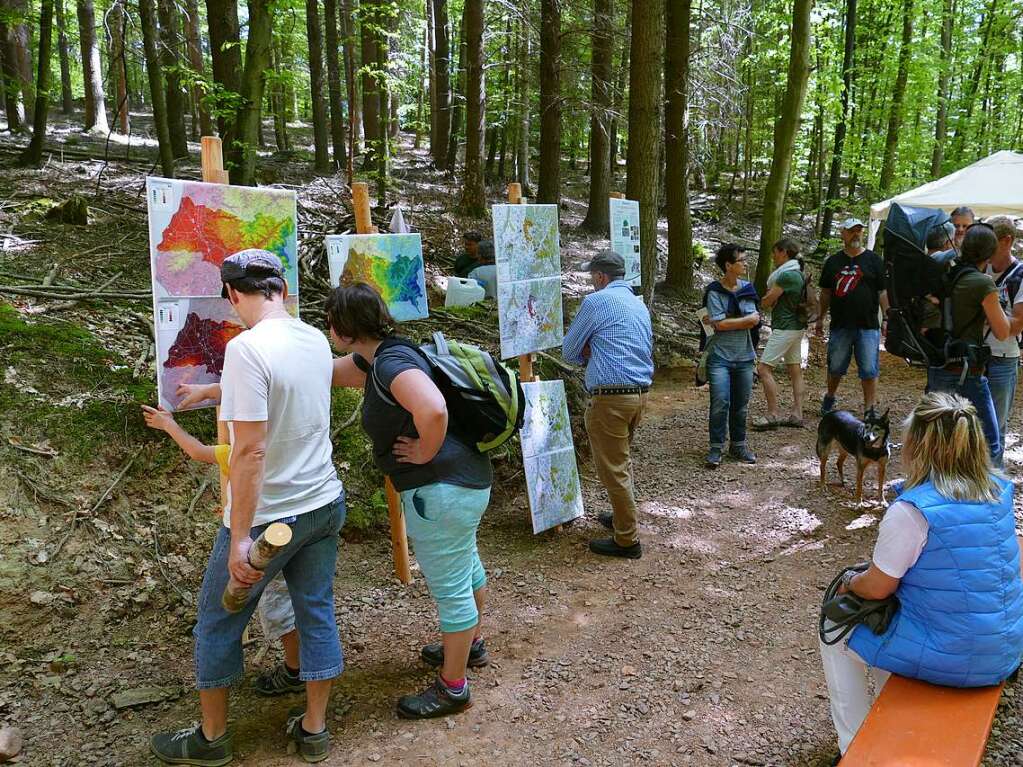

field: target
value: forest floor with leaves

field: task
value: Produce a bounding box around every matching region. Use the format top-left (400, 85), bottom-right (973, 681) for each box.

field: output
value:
top-left (1, 117), bottom-right (1022, 766)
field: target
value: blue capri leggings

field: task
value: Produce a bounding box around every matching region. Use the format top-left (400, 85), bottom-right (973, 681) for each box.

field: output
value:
top-left (400, 482), bottom-right (491, 633)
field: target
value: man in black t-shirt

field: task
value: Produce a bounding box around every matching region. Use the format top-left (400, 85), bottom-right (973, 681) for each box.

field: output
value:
top-left (815, 218), bottom-right (889, 416)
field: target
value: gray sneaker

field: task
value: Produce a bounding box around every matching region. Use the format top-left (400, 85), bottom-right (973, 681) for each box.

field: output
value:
top-left (150, 723), bottom-right (232, 766)
top-left (285, 709), bottom-right (330, 763)
top-left (252, 662), bottom-right (303, 696)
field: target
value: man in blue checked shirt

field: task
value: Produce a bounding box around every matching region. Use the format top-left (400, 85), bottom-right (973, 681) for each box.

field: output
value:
top-left (563, 249), bottom-right (654, 560)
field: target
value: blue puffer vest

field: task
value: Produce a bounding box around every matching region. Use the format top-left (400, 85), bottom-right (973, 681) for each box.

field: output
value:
top-left (849, 476), bottom-right (1023, 687)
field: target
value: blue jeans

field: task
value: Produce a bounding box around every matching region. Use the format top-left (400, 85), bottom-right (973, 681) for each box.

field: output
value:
top-left (987, 356), bottom-right (1019, 457)
top-left (193, 494), bottom-right (346, 689)
top-left (827, 327), bottom-right (881, 380)
top-left (401, 482), bottom-right (490, 633)
top-left (926, 368), bottom-right (1001, 464)
top-left (707, 354), bottom-right (755, 449)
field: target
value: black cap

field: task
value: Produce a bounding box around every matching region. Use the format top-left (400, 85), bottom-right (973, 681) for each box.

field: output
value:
top-left (220, 249), bottom-right (285, 297)
top-left (580, 248), bottom-right (626, 277)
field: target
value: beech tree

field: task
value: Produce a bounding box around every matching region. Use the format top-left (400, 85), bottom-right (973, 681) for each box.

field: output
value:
top-left (77, 0), bottom-right (109, 133)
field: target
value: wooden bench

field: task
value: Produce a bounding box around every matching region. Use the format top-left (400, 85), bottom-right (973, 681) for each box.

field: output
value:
top-left (840, 675), bottom-right (1005, 766)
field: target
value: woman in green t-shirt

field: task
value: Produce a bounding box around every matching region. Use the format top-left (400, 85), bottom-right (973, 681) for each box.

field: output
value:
top-left (754, 238), bottom-right (808, 429)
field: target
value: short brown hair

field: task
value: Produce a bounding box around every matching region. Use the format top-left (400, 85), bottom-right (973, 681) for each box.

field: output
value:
top-left (772, 237), bottom-right (801, 260)
top-left (986, 216), bottom-right (1017, 241)
top-left (325, 283), bottom-right (396, 341)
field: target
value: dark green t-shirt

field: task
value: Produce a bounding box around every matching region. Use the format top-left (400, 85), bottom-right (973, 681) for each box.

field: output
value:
top-left (771, 269), bottom-right (806, 331)
top-left (951, 269), bottom-right (997, 347)
top-left (453, 252), bottom-right (478, 278)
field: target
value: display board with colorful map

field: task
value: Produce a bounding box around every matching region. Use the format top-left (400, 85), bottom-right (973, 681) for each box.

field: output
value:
top-left (325, 233), bottom-right (429, 322)
top-left (492, 204), bottom-right (563, 359)
top-left (146, 178), bottom-right (298, 298)
top-left (520, 380), bottom-right (584, 533)
top-left (146, 177), bottom-right (300, 411)
top-left (154, 297), bottom-right (298, 410)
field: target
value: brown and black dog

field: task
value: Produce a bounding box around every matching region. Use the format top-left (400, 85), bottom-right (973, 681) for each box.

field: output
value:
top-left (816, 409), bottom-right (891, 503)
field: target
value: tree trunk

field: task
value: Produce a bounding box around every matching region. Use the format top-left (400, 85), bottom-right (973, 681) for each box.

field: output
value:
top-left (54, 0), bottom-right (72, 113)
top-left (340, 0), bottom-right (359, 158)
top-left (183, 0), bottom-right (213, 137)
top-left (664, 0), bottom-right (694, 292)
top-left (515, 15), bottom-right (532, 196)
top-left (580, 0), bottom-right (613, 233)
top-left (360, 0), bottom-right (380, 169)
top-left (306, 0), bottom-right (332, 172)
top-left (373, 2), bottom-right (391, 201)
top-left (459, 0), bottom-right (485, 215)
top-left (138, 0), bottom-right (175, 175)
top-left (77, 0), bottom-right (109, 132)
top-left (206, 0), bottom-right (242, 157)
top-left (19, 0), bottom-right (52, 165)
top-left (610, 3), bottom-right (630, 183)
top-left (324, 0), bottom-right (346, 168)
top-left (233, 0), bottom-right (272, 184)
top-left (0, 0), bottom-right (28, 132)
top-left (626, 0), bottom-right (663, 303)
top-left (445, 10), bottom-right (465, 171)
top-left (484, 125), bottom-right (498, 178)
top-left (930, 0), bottom-right (952, 177)
top-left (157, 0), bottom-right (189, 157)
top-left (108, 0), bottom-right (130, 133)
top-left (819, 0), bottom-right (855, 248)
top-left (496, 14), bottom-right (512, 181)
top-left (537, 0), bottom-right (561, 205)
top-left (430, 0), bottom-right (451, 168)
top-left (878, 0), bottom-right (912, 194)
top-left (270, 35), bottom-right (289, 150)
top-left (415, 9), bottom-right (426, 149)
top-left (753, 0), bottom-right (811, 293)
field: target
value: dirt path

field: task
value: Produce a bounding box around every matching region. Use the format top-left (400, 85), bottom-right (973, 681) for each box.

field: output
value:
top-left (11, 343), bottom-right (1021, 767)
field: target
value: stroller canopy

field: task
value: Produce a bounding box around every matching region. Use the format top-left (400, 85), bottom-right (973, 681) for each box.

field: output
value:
top-left (883, 203), bottom-right (951, 253)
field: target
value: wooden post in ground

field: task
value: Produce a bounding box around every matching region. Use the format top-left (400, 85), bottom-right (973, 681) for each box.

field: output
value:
top-left (609, 191), bottom-right (624, 199)
top-left (507, 183), bottom-right (538, 384)
top-left (352, 181), bottom-right (412, 584)
top-left (200, 136), bottom-right (230, 510)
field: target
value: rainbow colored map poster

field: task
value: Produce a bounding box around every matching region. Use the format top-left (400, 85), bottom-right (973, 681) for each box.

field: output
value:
top-left (325, 233), bottom-right (429, 322)
top-left (145, 177), bottom-right (300, 411)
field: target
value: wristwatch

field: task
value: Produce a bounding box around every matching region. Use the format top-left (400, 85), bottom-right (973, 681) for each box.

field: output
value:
top-left (841, 570), bottom-right (857, 593)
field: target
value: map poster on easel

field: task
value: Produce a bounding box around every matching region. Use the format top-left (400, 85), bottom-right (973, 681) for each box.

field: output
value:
top-left (325, 233), bottom-right (429, 322)
top-left (492, 203), bottom-right (564, 360)
top-left (520, 380), bottom-right (584, 533)
top-left (146, 177), bottom-right (299, 412)
top-left (609, 197), bottom-right (641, 288)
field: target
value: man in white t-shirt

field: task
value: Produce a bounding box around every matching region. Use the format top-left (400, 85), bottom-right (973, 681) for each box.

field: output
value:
top-left (151, 250), bottom-right (345, 766)
top-left (984, 216), bottom-right (1023, 462)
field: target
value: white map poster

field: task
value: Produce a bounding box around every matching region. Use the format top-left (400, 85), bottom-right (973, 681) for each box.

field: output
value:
top-left (520, 380), bottom-right (584, 533)
top-left (609, 197), bottom-right (641, 287)
top-left (493, 204), bottom-right (564, 359)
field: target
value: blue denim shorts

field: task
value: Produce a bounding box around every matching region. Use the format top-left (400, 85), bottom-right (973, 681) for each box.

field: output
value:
top-left (193, 493), bottom-right (345, 689)
top-left (401, 482), bottom-right (490, 633)
top-left (827, 327), bottom-right (881, 380)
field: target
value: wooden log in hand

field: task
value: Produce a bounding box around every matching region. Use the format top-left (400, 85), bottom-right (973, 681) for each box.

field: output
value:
top-left (221, 522), bottom-right (293, 613)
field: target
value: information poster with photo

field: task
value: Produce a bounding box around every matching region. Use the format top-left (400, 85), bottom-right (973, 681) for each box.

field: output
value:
top-left (609, 197), bottom-right (641, 288)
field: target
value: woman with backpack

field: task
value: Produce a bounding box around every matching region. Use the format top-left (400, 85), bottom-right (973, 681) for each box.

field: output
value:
top-left (327, 283), bottom-right (493, 719)
top-left (702, 244), bottom-right (761, 468)
top-left (753, 237), bottom-right (810, 430)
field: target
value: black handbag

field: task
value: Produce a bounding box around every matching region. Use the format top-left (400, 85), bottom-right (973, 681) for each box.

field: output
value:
top-left (819, 562), bottom-right (900, 646)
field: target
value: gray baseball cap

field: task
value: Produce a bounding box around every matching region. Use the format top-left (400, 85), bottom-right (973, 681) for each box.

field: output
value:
top-left (220, 249), bottom-right (285, 297)
top-left (840, 217), bottom-right (865, 231)
top-left (580, 248), bottom-right (626, 277)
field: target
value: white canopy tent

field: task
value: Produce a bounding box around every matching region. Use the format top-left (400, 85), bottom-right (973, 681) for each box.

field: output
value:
top-left (868, 150), bottom-right (1023, 248)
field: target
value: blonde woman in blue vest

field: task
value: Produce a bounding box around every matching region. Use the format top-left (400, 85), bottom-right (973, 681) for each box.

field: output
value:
top-left (819, 391), bottom-right (1023, 757)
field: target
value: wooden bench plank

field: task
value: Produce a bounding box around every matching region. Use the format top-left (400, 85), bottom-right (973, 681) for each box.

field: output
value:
top-left (840, 675), bottom-right (1004, 766)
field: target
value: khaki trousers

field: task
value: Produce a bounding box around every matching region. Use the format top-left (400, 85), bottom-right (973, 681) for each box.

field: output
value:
top-left (584, 393), bottom-right (646, 546)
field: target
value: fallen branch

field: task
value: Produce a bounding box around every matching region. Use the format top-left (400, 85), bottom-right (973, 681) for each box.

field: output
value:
top-left (535, 350), bottom-right (578, 376)
top-left (0, 287), bottom-right (148, 300)
top-left (187, 477), bottom-right (212, 516)
top-left (331, 395), bottom-right (363, 439)
top-left (50, 454), bottom-right (137, 562)
top-left (14, 469), bottom-right (74, 508)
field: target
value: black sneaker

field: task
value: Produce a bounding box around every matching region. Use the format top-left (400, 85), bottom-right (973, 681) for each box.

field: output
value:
top-left (150, 723), bottom-right (233, 766)
top-left (397, 677), bottom-right (472, 719)
top-left (728, 445), bottom-right (757, 464)
top-left (588, 537), bottom-right (642, 559)
top-left (597, 512), bottom-right (614, 531)
top-left (420, 637), bottom-right (490, 669)
top-left (705, 447), bottom-right (723, 469)
top-left (285, 708), bottom-right (330, 763)
top-left (252, 662), bottom-right (303, 696)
